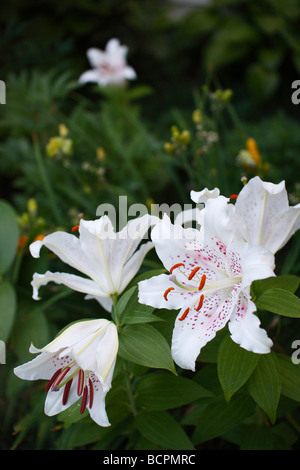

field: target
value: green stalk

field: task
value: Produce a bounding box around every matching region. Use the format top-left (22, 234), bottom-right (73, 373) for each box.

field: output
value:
top-left (32, 133), bottom-right (63, 226)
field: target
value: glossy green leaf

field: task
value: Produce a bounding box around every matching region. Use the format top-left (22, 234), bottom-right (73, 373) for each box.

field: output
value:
top-left (246, 353), bottom-right (281, 423)
top-left (217, 335), bottom-right (259, 402)
top-left (135, 372), bottom-right (212, 410)
top-left (255, 288), bottom-right (300, 317)
top-left (135, 410), bottom-right (195, 450)
top-left (0, 200), bottom-right (19, 274)
top-left (118, 323), bottom-right (176, 374)
top-left (116, 286), bottom-right (163, 324)
top-left (252, 274), bottom-right (300, 298)
top-left (0, 282), bottom-right (17, 342)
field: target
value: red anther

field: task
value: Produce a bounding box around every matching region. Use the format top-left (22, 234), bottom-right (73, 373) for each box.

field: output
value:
top-left (77, 369), bottom-right (84, 396)
top-left (164, 287), bottom-right (174, 301)
top-left (188, 266), bottom-right (200, 280)
top-left (170, 263), bottom-right (185, 274)
top-left (178, 307), bottom-right (189, 321)
top-left (198, 274), bottom-right (206, 291)
top-left (72, 225), bottom-right (80, 232)
top-left (88, 378), bottom-right (94, 409)
top-left (46, 368), bottom-right (62, 392)
top-left (229, 194), bottom-right (238, 200)
top-left (195, 294), bottom-right (204, 311)
top-left (62, 378), bottom-right (73, 405)
top-left (80, 385), bottom-right (88, 414)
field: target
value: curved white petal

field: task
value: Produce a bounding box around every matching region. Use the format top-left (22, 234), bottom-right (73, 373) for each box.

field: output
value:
top-left (190, 187), bottom-right (220, 204)
top-left (14, 350), bottom-right (54, 381)
top-left (118, 241), bottom-right (154, 293)
top-left (30, 230), bottom-right (110, 293)
top-left (87, 48), bottom-right (106, 67)
top-left (230, 243), bottom-right (275, 288)
top-left (233, 176), bottom-right (300, 253)
top-left (89, 380), bottom-right (111, 427)
top-left (229, 294), bottom-right (273, 354)
top-left (123, 66), bottom-right (137, 80)
top-left (78, 69), bottom-right (102, 84)
top-left (31, 271), bottom-right (109, 301)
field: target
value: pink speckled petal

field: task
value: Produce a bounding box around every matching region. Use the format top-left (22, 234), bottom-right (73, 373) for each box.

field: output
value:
top-left (171, 284), bottom-right (241, 371)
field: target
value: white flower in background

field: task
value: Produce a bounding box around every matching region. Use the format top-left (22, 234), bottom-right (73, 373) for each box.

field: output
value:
top-left (30, 214), bottom-right (157, 312)
top-left (79, 38), bottom-right (137, 86)
top-left (14, 319), bottom-right (118, 427)
top-left (191, 177), bottom-right (300, 255)
top-left (138, 206), bottom-right (275, 371)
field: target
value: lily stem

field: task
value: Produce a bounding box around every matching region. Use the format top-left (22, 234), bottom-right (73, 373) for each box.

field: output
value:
top-left (123, 361), bottom-right (137, 417)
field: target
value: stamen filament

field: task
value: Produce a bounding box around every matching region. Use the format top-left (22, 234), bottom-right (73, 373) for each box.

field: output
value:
top-left (178, 307), bottom-right (189, 321)
top-left (164, 287), bottom-right (174, 300)
top-left (170, 263), bottom-right (185, 274)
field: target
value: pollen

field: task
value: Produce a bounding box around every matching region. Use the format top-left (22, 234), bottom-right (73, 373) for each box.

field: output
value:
top-left (198, 274), bottom-right (206, 291)
top-left (62, 378), bottom-right (73, 405)
top-left (164, 287), bottom-right (174, 301)
top-left (188, 266), bottom-right (200, 280)
top-left (170, 263), bottom-right (185, 274)
top-left (80, 385), bottom-right (88, 414)
top-left (72, 224), bottom-right (80, 232)
top-left (178, 307), bottom-right (189, 321)
top-left (195, 294), bottom-right (204, 311)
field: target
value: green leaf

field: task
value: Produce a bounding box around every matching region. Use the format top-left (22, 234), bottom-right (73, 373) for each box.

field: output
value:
top-left (252, 274), bottom-right (300, 298)
top-left (192, 393), bottom-right (255, 444)
top-left (217, 335), bottom-right (259, 402)
top-left (0, 282), bottom-right (17, 342)
top-left (116, 286), bottom-right (164, 325)
top-left (277, 353), bottom-right (300, 402)
top-left (118, 324), bottom-right (176, 374)
top-left (135, 372), bottom-right (212, 410)
top-left (0, 200), bottom-right (19, 274)
top-left (135, 410), bottom-right (195, 450)
top-left (240, 424), bottom-right (274, 450)
top-left (255, 288), bottom-right (300, 317)
top-left (246, 353), bottom-right (281, 423)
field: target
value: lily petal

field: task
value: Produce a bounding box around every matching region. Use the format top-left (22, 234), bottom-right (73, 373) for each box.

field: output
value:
top-left (229, 292), bottom-right (273, 353)
top-left (31, 271), bottom-right (110, 304)
top-left (233, 176), bottom-right (300, 253)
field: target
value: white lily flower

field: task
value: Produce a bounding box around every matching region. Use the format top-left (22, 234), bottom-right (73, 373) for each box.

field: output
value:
top-left (138, 209), bottom-right (275, 371)
top-left (30, 214), bottom-right (157, 312)
top-left (191, 177), bottom-right (300, 255)
top-left (231, 176), bottom-right (300, 254)
top-left (79, 38), bottom-right (137, 86)
top-left (14, 319), bottom-right (118, 427)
